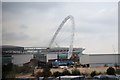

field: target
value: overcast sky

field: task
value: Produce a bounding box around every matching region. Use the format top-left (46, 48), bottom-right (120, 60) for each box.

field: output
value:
top-left (2, 2), bottom-right (118, 53)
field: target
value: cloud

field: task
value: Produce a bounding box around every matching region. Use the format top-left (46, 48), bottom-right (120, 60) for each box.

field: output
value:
top-left (2, 2), bottom-right (63, 14)
top-left (2, 2), bottom-right (118, 53)
top-left (2, 32), bottom-right (30, 41)
top-left (20, 24), bottom-right (28, 29)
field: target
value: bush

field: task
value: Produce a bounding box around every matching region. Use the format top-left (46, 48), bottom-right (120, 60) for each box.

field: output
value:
top-left (62, 69), bottom-right (71, 76)
top-left (35, 68), bottom-right (52, 77)
top-left (2, 64), bottom-right (34, 79)
top-left (106, 67), bottom-right (115, 75)
top-left (35, 70), bottom-right (42, 77)
top-left (90, 71), bottom-right (97, 77)
top-left (52, 71), bottom-right (62, 77)
top-left (71, 68), bottom-right (81, 75)
top-left (17, 65), bottom-right (33, 74)
top-left (116, 69), bottom-right (120, 74)
top-left (2, 63), bottom-right (22, 78)
top-left (41, 68), bottom-right (52, 77)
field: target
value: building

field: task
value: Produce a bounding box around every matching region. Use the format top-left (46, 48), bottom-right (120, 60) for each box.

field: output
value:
top-left (80, 53), bottom-right (120, 67)
top-left (12, 54), bottom-right (33, 66)
top-left (33, 47), bottom-right (85, 62)
top-left (2, 45), bottom-right (25, 65)
top-left (2, 45), bottom-right (85, 66)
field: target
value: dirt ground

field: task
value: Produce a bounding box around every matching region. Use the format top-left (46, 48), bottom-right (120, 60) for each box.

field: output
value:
top-left (50, 67), bottom-right (108, 74)
top-left (34, 67), bottom-right (109, 74)
top-left (17, 67), bottom-right (119, 78)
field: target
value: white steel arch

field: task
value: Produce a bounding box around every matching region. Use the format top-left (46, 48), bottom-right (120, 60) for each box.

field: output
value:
top-left (49, 15), bottom-right (75, 59)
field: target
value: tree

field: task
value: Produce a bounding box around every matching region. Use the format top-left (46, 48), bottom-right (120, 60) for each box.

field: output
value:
top-left (62, 69), bottom-right (71, 76)
top-left (35, 70), bottom-right (42, 77)
top-left (41, 67), bottom-right (52, 77)
top-left (106, 67), bottom-right (115, 75)
top-left (90, 71), bottom-right (97, 77)
top-left (2, 63), bottom-right (15, 79)
top-left (52, 71), bottom-right (62, 77)
top-left (71, 68), bottom-right (80, 75)
top-left (116, 69), bottom-right (120, 74)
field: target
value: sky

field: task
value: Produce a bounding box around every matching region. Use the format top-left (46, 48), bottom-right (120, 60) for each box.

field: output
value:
top-left (2, 2), bottom-right (118, 53)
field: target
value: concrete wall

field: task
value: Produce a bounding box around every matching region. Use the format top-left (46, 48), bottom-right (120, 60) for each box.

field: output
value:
top-left (80, 54), bottom-right (90, 64)
top-left (80, 54), bottom-right (120, 65)
top-left (12, 54), bottom-right (33, 66)
top-left (89, 54), bottom-right (118, 64)
top-left (34, 53), bottom-right (46, 62)
top-left (34, 52), bottom-right (58, 62)
top-left (118, 54), bottom-right (120, 64)
top-left (46, 53), bottom-right (57, 62)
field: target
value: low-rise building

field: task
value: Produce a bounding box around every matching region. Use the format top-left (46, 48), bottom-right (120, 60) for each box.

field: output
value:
top-left (80, 53), bottom-right (120, 67)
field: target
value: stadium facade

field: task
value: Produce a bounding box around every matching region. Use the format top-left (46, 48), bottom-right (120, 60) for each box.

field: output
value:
top-left (2, 45), bottom-right (85, 66)
top-left (2, 45), bottom-right (120, 67)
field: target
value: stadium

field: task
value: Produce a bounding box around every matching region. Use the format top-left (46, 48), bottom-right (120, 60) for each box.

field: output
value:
top-left (2, 15), bottom-right (85, 67)
top-left (2, 15), bottom-right (119, 68)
